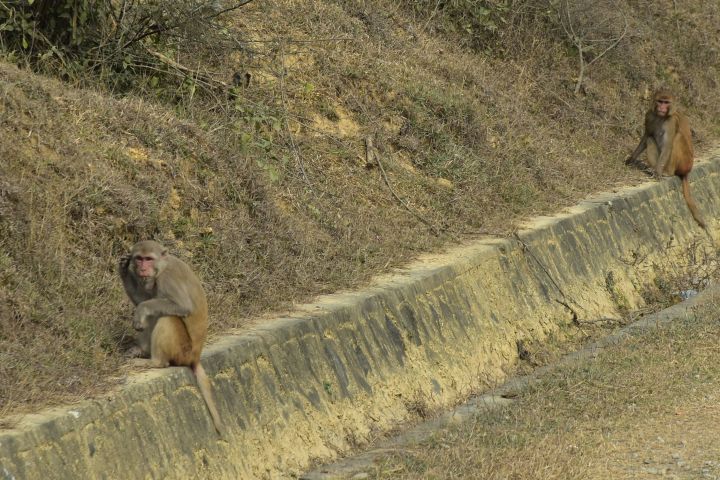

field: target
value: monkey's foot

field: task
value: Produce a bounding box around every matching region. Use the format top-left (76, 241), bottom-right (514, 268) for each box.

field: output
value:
top-left (125, 345), bottom-right (148, 359)
top-left (129, 357), bottom-right (171, 369)
top-left (129, 358), bottom-right (156, 368)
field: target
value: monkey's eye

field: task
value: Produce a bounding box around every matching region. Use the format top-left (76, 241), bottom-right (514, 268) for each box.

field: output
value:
top-left (135, 256), bottom-right (154, 262)
top-left (657, 100), bottom-right (671, 104)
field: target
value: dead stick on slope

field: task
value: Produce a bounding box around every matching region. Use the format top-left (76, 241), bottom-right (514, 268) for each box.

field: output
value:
top-left (366, 136), bottom-right (443, 236)
top-left (145, 48), bottom-right (227, 90)
top-left (278, 40), bottom-right (314, 191)
top-left (512, 232), bottom-right (583, 327)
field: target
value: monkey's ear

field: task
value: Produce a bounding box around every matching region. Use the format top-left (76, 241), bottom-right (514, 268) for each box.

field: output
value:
top-left (161, 249), bottom-right (168, 257)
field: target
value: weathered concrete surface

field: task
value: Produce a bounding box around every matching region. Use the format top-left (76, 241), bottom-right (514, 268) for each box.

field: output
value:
top-left (301, 282), bottom-right (720, 480)
top-left (2, 149), bottom-right (720, 480)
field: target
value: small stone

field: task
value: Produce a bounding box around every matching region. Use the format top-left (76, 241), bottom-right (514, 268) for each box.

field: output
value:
top-left (642, 467), bottom-right (667, 475)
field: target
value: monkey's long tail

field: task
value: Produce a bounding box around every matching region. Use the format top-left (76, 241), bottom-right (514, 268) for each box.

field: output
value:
top-left (680, 175), bottom-right (707, 230)
top-left (193, 362), bottom-right (224, 437)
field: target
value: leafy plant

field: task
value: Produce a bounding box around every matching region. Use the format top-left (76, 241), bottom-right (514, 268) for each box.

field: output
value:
top-left (0, 0), bottom-right (252, 94)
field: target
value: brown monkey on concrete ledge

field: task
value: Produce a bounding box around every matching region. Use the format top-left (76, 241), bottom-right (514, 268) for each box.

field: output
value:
top-left (119, 240), bottom-right (223, 435)
top-left (626, 88), bottom-right (706, 230)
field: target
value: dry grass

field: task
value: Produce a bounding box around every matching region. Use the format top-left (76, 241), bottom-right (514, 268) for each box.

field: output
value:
top-left (2, 0), bottom-right (720, 421)
top-left (367, 300), bottom-right (720, 479)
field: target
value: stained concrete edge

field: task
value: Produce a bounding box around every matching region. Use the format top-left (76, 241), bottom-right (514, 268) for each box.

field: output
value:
top-left (301, 281), bottom-right (720, 480)
top-left (2, 149), bottom-right (720, 479)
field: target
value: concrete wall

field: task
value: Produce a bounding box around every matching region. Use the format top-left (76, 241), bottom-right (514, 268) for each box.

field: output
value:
top-left (2, 149), bottom-right (720, 480)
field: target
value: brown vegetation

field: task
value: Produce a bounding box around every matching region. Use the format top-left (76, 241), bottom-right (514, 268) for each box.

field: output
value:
top-left (2, 0), bottom-right (720, 422)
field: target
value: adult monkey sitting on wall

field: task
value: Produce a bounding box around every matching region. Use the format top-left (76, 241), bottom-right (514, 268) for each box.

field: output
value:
top-left (119, 240), bottom-right (223, 435)
top-left (626, 87), bottom-right (707, 230)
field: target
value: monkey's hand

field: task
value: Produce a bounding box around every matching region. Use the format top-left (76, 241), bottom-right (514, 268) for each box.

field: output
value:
top-left (133, 306), bottom-right (151, 331)
top-left (653, 164), bottom-right (667, 179)
top-left (118, 252), bottom-right (132, 277)
top-left (133, 298), bottom-right (190, 331)
top-left (625, 154), bottom-right (645, 167)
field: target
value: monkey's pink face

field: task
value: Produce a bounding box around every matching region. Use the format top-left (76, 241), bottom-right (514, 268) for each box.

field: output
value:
top-left (655, 99), bottom-right (671, 117)
top-left (134, 256), bottom-right (156, 278)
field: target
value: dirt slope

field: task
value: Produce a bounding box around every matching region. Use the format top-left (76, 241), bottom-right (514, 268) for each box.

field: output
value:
top-left (2, 0), bottom-right (720, 422)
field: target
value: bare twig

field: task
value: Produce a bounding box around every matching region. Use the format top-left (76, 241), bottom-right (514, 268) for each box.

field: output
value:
top-left (202, 0), bottom-right (255, 20)
top-left (277, 39), bottom-right (313, 190)
top-left (558, 0), bottom-right (584, 94)
top-left (233, 37), bottom-right (354, 45)
top-left (585, 20), bottom-right (628, 69)
top-left (121, 1), bottom-right (253, 50)
top-left (559, 0), bottom-right (628, 94)
top-left (366, 136), bottom-right (442, 236)
top-left (513, 232), bottom-right (582, 321)
top-left (672, 0), bottom-right (681, 30)
top-left (420, 0), bottom-right (444, 34)
top-left (145, 48), bottom-right (228, 90)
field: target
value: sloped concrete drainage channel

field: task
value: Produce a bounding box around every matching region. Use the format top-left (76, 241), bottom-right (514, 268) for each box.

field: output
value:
top-left (301, 280), bottom-right (720, 480)
top-left (2, 149), bottom-right (720, 480)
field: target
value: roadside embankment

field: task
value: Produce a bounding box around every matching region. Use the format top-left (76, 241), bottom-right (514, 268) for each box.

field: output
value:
top-left (2, 149), bottom-right (720, 480)
top-left (302, 271), bottom-right (720, 480)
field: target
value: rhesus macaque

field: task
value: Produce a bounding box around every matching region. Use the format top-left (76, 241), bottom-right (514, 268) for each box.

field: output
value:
top-left (627, 88), bottom-right (706, 230)
top-left (119, 240), bottom-right (223, 435)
